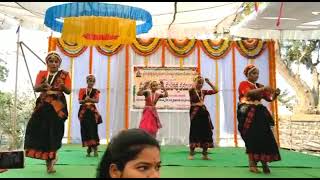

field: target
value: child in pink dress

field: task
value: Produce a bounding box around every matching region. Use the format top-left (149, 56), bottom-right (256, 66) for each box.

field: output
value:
top-left (137, 81), bottom-right (168, 138)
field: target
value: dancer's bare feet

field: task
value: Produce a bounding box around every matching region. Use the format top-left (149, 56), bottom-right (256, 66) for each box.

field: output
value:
top-left (201, 155), bottom-right (211, 160)
top-left (262, 162), bottom-right (271, 174)
top-left (47, 158), bottom-right (58, 174)
top-left (249, 160), bottom-right (261, 173)
top-left (188, 155), bottom-right (194, 160)
top-left (249, 166), bottom-right (261, 173)
top-left (86, 147), bottom-right (91, 157)
top-left (94, 151), bottom-right (98, 157)
top-left (92, 146), bottom-right (98, 157)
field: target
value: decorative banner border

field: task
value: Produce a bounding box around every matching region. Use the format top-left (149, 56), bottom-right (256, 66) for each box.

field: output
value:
top-left (57, 38), bottom-right (88, 57)
top-left (199, 39), bottom-right (232, 60)
top-left (131, 38), bottom-right (163, 56)
top-left (56, 37), bottom-right (267, 60)
top-left (235, 38), bottom-right (267, 59)
top-left (165, 39), bottom-right (197, 58)
top-left (96, 42), bottom-right (124, 56)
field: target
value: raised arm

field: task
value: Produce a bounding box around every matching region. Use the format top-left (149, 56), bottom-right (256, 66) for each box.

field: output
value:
top-left (159, 81), bottom-right (168, 98)
top-left (137, 81), bottom-right (150, 96)
top-left (204, 78), bottom-right (218, 94)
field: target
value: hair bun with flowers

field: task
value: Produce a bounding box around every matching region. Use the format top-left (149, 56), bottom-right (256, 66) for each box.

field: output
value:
top-left (243, 64), bottom-right (257, 77)
top-left (46, 51), bottom-right (62, 63)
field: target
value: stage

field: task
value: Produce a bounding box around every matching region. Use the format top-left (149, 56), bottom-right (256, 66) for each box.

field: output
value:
top-left (1, 145), bottom-right (320, 178)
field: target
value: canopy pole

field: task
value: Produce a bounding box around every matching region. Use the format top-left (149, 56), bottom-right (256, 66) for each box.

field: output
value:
top-left (20, 42), bottom-right (46, 65)
top-left (12, 23), bottom-right (21, 150)
top-left (19, 42), bottom-right (37, 99)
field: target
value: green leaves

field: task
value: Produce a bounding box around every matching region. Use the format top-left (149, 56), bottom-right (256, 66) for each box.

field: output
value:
top-left (280, 40), bottom-right (320, 71)
top-left (0, 91), bottom-right (35, 150)
top-left (277, 89), bottom-right (295, 110)
top-left (0, 58), bottom-right (9, 82)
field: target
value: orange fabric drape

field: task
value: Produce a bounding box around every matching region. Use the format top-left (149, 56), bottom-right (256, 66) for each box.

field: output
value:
top-left (197, 42), bottom-right (201, 73)
top-left (48, 36), bottom-right (57, 52)
top-left (89, 46), bottom-right (93, 74)
top-left (106, 56), bottom-right (111, 143)
top-left (161, 40), bottom-right (166, 67)
top-left (268, 41), bottom-right (275, 118)
top-left (125, 45), bottom-right (130, 129)
top-left (232, 43), bottom-right (238, 147)
top-left (268, 41), bottom-right (280, 146)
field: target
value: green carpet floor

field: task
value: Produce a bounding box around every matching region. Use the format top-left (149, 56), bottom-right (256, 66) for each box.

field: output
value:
top-left (1, 144), bottom-right (320, 178)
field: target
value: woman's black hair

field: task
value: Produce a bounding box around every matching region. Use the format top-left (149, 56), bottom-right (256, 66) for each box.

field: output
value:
top-left (96, 128), bottom-right (160, 178)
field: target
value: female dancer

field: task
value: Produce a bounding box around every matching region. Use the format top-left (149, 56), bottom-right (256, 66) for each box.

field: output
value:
top-left (24, 51), bottom-right (71, 173)
top-left (137, 80), bottom-right (168, 138)
top-left (78, 74), bottom-right (102, 157)
top-left (237, 64), bottom-right (281, 174)
top-left (188, 75), bottom-right (218, 160)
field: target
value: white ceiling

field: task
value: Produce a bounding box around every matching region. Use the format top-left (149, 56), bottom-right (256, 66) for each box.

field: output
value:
top-left (2, 2), bottom-right (320, 40)
top-left (230, 2), bottom-right (320, 40)
top-left (0, 2), bottom-right (244, 39)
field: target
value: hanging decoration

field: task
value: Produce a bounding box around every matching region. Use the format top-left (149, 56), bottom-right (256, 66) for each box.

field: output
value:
top-left (131, 38), bottom-right (163, 56)
top-left (254, 2), bottom-right (259, 12)
top-left (57, 38), bottom-right (88, 57)
top-left (62, 16), bottom-right (136, 46)
top-left (44, 2), bottom-right (153, 46)
top-left (235, 38), bottom-right (267, 59)
top-left (165, 39), bottom-right (197, 58)
top-left (276, 2), bottom-right (284, 27)
top-left (54, 37), bottom-right (269, 60)
top-left (96, 42), bottom-right (124, 56)
top-left (199, 39), bottom-right (232, 60)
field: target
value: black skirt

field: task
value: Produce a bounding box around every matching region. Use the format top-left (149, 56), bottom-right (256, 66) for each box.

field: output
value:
top-left (237, 103), bottom-right (281, 162)
top-left (189, 106), bottom-right (214, 149)
top-left (79, 107), bottom-right (100, 147)
top-left (24, 102), bottom-right (65, 160)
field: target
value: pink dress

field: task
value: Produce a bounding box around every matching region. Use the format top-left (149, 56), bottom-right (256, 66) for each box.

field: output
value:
top-left (139, 91), bottom-right (163, 137)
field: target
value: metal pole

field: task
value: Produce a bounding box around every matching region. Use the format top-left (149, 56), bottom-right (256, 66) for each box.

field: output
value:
top-left (12, 23), bottom-right (21, 149)
top-left (20, 42), bottom-right (46, 65)
top-left (19, 42), bottom-right (36, 99)
top-left (290, 114), bottom-right (292, 150)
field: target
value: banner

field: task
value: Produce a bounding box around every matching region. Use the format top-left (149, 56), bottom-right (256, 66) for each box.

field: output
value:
top-left (133, 67), bottom-right (198, 109)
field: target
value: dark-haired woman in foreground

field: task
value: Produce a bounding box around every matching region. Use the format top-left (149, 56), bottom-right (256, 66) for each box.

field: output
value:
top-left (96, 128), bottom-right (161, 178)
